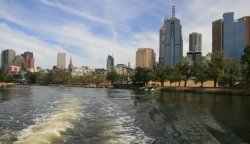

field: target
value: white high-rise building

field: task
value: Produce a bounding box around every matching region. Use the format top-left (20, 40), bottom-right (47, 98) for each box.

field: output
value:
top-left (57, 52), bottom-right (66, 69)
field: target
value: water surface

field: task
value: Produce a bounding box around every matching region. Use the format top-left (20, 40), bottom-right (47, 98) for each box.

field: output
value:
top-left (0, 86), bottom-right (249, 143)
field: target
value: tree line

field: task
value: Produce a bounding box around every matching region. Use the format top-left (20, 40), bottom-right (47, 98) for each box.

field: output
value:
top-left (131, 45), bottom-right (250, 88)
top-left (2, 45), bottom-right (250, 88)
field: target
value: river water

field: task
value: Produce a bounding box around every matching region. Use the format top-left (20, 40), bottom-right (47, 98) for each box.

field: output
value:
top-left (0, 86), bottom-right (249, 144)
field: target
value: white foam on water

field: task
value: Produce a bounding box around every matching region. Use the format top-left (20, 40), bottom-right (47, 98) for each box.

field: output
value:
top-left (98, 103), bottom-right (153, 144)
top-left (13, 97), bottom-right (83, 144)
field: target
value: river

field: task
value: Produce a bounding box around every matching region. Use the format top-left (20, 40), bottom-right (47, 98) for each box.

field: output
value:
top-left (0, 86), bottom-right (249, 144)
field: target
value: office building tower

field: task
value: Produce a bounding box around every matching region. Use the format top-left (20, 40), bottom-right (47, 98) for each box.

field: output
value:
top-left (57, 52), bottom-right (66, 69)
top-left (107, 55), bottom-right (114, 70)
top-left (187, 32), bottom-right (202, 63)
top-left (136, 48), bottom-right (156, 70)
top-left (1, 49), bottom-right (16, 72)
top-left (189, 32), bottom-right (202, 52)
top-left (22, 52), bottom-right (34, 71)
top-left (223, 12), bottom-right (244, 58)
top-left (12, 55), bottom-right (25, 69)
top-left (212, 12), bottom-right (250, 58)
top-left (159, 5), bottom-right (183, 66)
top-left (240, 16), bottom-right (250, 46)
top-left (212, 19), bottom-right (224, 52)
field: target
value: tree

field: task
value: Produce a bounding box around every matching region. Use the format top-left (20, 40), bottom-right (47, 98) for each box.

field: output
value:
top-left (220, 58), bottom-right (241, 87)
top-left (192, 56), bottom-right (209, 87)
top-left (207, 52), bottom-right (225, 87)
top-left (106, 71), bottom-right (120, 84)
top-left (176, 57), bottom-right (192, 87)
top-left (241, 45), bottom-right (250, 86)
top-left (155, 65), bottom-right (173, 87)
top-left (132, 67), bottom-right (153, 86)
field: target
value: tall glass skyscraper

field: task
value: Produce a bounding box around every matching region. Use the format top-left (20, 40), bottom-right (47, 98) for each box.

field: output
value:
top-left (223, 12), bottom-right (244, 58)
top-left (159, 5), bottom-right (183, 66)
top-left (1, 49), bottom-right (16, 72)
top-left (106, 55), bottom-right (114, 70)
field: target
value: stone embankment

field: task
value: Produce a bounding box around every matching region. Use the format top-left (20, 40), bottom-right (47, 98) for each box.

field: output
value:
top-left (0, 82), bottom-right (15, 88)
top-left (161, 87), bottom-right (250, 96)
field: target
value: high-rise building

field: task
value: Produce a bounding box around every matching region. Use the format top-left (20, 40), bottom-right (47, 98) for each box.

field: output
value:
top-left (12, 55), bottom-right (25, 70)
top-left (212, 12), bottom-right (249, 58)
top-left (212, 19), bottom-right (224, 52)
top-left (187, 32), bottom-right (202, 63)
top-left (189, 32), bottom-right (202, 52)
top-left (240, 16), bottom-right (250, 46)
top-left (1, 49), bottom-right (16, 72)
top-left (57, 52), bottom-right (66, 69)
top-left (136, 48), bottom-right (155, 70)
top-left (107, 55), bottom-right (114, 70)
top-left (223, 12), bottom-right (244, 58)
top-left (22, 52), bottom-right (34, 71)
top-left (159, 5), bottom-right (183, 66)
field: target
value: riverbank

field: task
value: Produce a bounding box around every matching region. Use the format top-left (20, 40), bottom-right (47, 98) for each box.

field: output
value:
top-left (0, 82), bottom-right (15, 88)
top-left (161, 87), bottom-right (250, 96)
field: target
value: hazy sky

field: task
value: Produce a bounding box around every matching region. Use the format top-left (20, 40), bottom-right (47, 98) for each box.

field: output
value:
top-left (0, 0), bottom-right (249, 69)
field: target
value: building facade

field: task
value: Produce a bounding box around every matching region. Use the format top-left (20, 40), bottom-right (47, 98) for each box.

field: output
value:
top-left (68, 56), bottom-right (74, 73)
top-left (240, 16), bottom-right (250, 46)
top-left (189, 32), bottom-right (202, 52)
top-left (223, 12), bottom-right (244, 58)
top-left (57, 52), bottom-right (66, 69)
top-left (1, 49), bottom-right (16, 72)
top-left (159, 6), bottom-right (183, 66)
top-left (212, 19), bottom-right (224, 52)
top-left (107, 55), bottom-right (114, 70)
top-left (212, 12), bottom-right (250, 58)
top-left (136, 48), bottom-right (155, 70)
top-left (187, 32), bottom-right (202, 63)
top-left (22, 52), bottom-right (34, 71)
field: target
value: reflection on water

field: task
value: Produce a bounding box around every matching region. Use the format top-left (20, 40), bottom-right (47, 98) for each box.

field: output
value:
top-left (0, 86), bottom-right (249, 143)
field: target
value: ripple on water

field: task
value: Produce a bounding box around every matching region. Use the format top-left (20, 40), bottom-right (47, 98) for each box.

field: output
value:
top-left (0, 96), bottom-right (83, 144)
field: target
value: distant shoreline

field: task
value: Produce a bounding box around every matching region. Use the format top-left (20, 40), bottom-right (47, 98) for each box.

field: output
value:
top-left (0, 82), bottom-right (15, 88)
top-left (160, 87), bottom-right (250, 96)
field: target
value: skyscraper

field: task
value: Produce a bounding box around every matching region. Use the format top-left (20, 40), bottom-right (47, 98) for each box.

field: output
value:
top-left (223, 12), bottom-right (244, 58)
top-left (57, 52), bottom-right (66, 69)
top-left (159, 5), bottom-right (183, 66)
top-left (187, 32), bottom-right (202, 63)
top-left (189, 32), bottom-right (202, 52)
top-left (1, 49), bottom-right (16, 72)
top-left (22, 52), bottom-right (34, 71)
top-left (136, 48), bottom-right (155, 70)
top-left (212, 19), bottom-right (224, 52)
top-left (240, 16), bottom-right (250, 46)
top-left (107, 55), bottom-right (114, 70)
top-left (212, 12), bottom-right (248, 58)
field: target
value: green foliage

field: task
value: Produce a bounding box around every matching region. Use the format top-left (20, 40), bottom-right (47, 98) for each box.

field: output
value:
top-left (241, 45), bottom-right (250, 86)
top-left (106, 71), bottom-right (120, 84)
top-left (0, 71), bottom-right (12, 82)
top-left (207, 51), bottom-right (225, 87)
top-left (155, 65), bottom-right (173, 87)
top-left (176, 57), bottom-right (192, 87)
top-left (132, 67), bottom-right (153, 86)
top-left (192, 56), bottom-right (209, 87)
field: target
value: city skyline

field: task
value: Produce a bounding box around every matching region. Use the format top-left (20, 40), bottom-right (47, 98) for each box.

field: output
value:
top-left (0, 0), bottom-right (249, 69)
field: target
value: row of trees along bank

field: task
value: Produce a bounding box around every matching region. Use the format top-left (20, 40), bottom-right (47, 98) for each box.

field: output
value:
top-left (24, 45), bottom-right (250, 88)
top-left (131, 45), bottom-right (250, 88)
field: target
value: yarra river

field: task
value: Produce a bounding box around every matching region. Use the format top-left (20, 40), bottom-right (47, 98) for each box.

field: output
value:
top-left (0, 86), bottom-right (250, 144)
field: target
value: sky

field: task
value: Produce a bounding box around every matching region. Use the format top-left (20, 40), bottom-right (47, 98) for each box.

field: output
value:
top-left (0, 0), bottom-right (249, 69)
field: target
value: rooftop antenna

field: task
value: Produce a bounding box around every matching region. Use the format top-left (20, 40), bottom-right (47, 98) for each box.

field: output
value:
top-left (172, 0), bottom-right (175, 18)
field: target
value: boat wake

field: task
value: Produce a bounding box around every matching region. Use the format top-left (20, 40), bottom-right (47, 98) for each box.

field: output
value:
top-left (0, 95), bottom-right (83, 144)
